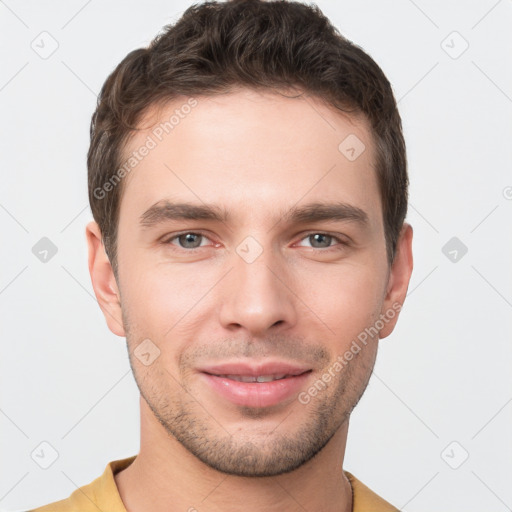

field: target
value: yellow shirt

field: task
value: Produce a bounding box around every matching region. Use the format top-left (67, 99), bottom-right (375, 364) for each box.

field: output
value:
top-left (29, 455), bottom-right (399, 511)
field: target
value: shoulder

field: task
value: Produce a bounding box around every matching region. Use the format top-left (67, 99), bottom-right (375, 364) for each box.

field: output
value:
top-left (28, 455), bottom-right (137, 512)
top-left (344, 470), bottom-right (400, 512)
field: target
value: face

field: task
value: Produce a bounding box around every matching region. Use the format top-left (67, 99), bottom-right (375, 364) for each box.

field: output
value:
top-left (89, 87), bottom-right (412, 477)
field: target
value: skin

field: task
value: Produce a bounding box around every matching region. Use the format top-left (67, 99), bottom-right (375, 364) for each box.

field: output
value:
top-left (86, 87), bottom-right (413, 512)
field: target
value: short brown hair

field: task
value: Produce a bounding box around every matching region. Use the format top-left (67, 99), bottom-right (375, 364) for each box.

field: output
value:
top-left (88, 0), bottom-right (408, 277)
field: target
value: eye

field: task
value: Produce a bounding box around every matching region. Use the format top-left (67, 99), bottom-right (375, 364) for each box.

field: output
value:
top-left (163, 232), bottom-right (213, 250)
top-left (162, 231), bottom-right (349, 253)
top-left (296, 232), bottom-right (348, 251)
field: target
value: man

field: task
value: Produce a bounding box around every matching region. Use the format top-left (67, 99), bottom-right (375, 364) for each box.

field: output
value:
top-left (31, 0), bottom-right (413, 510)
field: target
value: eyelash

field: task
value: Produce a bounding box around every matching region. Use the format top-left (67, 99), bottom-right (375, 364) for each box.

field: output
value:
top-left (161, 231), bottom-right (349, 253)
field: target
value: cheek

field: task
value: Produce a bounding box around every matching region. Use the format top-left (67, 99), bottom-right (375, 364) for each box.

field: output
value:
top-left (120, 256), bottom-right (215, 344)
top-left (297, 262), bottom-right (386, 344)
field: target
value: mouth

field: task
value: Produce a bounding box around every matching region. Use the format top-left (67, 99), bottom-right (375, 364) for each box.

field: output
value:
top-left (198, 361), bottom-right (313, 408)
top-left (212, 373), bottom-right (305, 383)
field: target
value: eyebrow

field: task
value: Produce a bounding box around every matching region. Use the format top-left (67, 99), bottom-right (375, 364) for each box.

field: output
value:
top-left (140, 201), bottom-right (229, 227)
top-left (139, 200), bottom-right (369, 229)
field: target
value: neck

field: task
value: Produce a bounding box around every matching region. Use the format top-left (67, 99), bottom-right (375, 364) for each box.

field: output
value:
top-left (115, 396), bottom-right (353, 512)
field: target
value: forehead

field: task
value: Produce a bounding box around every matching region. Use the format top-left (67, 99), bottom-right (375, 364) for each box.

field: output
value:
top-left (118, 88), bottom-right (381, 228)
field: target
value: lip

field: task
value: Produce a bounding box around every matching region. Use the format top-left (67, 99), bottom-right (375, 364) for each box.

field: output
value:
top-left (198, 361), bottom-right (313, 408)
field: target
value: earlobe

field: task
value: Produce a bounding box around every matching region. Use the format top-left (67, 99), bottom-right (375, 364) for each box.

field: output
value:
top-left (379, 223), bottom-right (413, 339)
top-left (85, 220), bottom-right (126, 337)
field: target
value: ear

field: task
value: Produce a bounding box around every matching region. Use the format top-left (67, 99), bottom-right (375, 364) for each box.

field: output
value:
top-left (85, 221), bottom-right (125, 337)
top-left (378, 222), bottom-right (413, 339)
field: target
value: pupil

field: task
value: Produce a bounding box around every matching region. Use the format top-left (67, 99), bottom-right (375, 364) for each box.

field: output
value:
top-left (181, 233), bottom-right (201, 248)
top-left (312, 233), bottom-right (330, 248)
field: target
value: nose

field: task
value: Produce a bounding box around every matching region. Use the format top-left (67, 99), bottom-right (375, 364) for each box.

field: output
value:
top-left (218, 244), bottom-right (298, 337)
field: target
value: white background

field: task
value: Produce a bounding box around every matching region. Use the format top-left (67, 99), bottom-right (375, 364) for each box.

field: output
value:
top-left (1, 1), bottom-right (511, 511)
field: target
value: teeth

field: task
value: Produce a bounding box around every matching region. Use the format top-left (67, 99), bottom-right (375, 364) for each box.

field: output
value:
top-left (257, 374), bottom-right (286, 382)
top-left (227, 374), bottom-right (257, 383)
top-left (220, 374), bottom-right (288, 382)
top-left (256, 375), bottom-right (274, 383)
